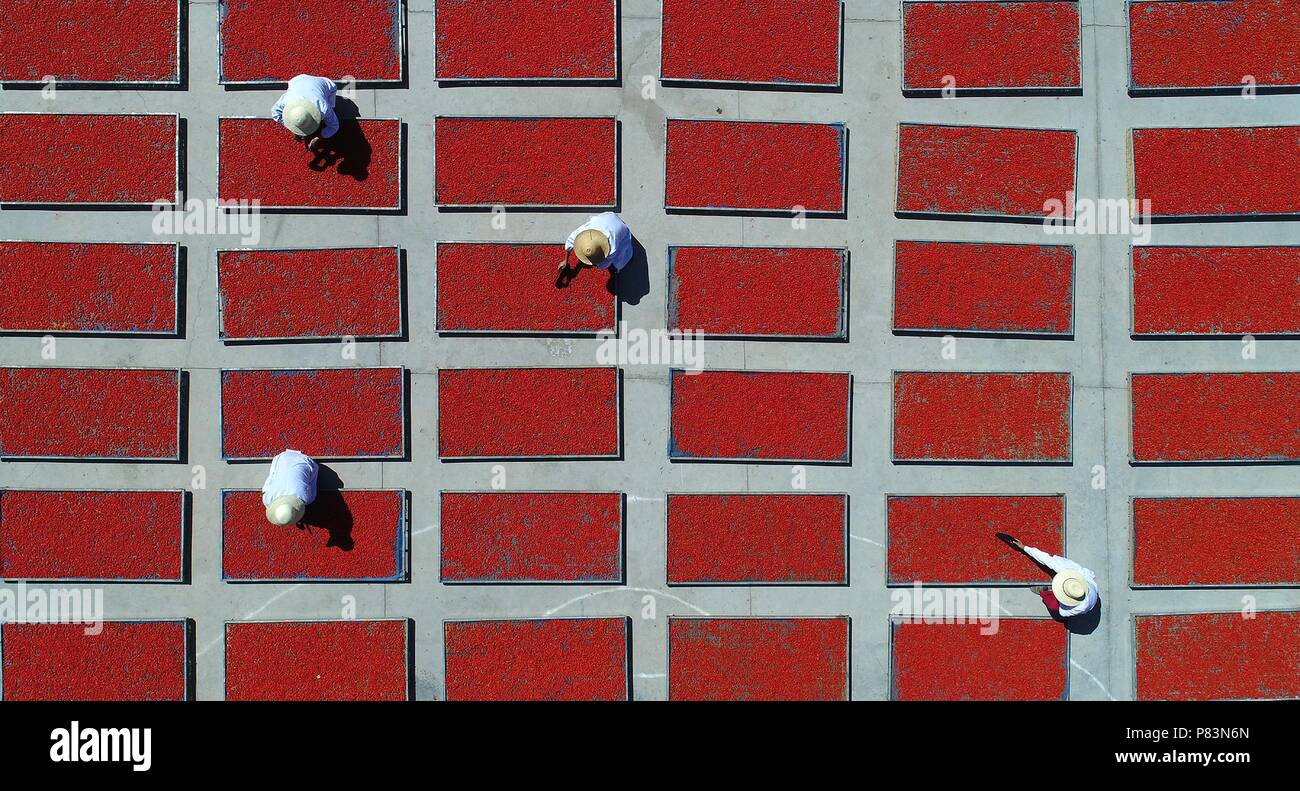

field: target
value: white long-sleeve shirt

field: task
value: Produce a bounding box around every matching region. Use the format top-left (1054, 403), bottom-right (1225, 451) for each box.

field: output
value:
top-left (261, 449), bottom-right (319, 507)
top-left (565, 212), bottom-right (633, 271)
top-left (1024, 546), bottom-right (1099, 617)
top-left (271, 75), bottom-right (340, 139)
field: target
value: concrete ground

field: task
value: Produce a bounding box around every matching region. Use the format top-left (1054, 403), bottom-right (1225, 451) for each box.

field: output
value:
top-left (1, 0), bottom-right (1297, 700)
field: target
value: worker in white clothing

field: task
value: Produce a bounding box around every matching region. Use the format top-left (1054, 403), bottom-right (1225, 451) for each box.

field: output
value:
top-left (262, 449), bottom-right (319, 526)
top-left (999, 534), bottom-right (1099, 618)
top-left (271, 74), bottom-right (340, 152)
top-left (557, 212), bottom-right (633, 287)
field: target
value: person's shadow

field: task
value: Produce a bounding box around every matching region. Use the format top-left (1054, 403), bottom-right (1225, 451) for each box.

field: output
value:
top-left (297, 465), bottom-right (354, 551)
top-left (1065, 599), bottom-right (1101, 635)
top-left (606, 237), bottom-right (650, 305)
top-left (335, 96), bottom-right (360, 121)
top-left (306, 98), bottom-right (370, 181)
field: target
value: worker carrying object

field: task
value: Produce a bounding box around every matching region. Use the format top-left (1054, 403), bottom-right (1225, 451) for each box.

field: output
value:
top-left (999, 534), bottom-right (1099, 618)
top-left (557, 212), bottom-right (633, 286)
top-left (262, 449), bottom-right (319, 526)
top-left (271, 74), bottom-right (340, 153)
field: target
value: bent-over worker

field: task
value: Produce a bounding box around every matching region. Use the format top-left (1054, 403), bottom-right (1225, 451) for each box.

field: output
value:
top-left (262, 449), bottom-right (319, 526)
top-left (557, 212), bottom-right (633, 286)
top-left (999, 534), bottom-right (1099, 619)
top-left (271, 74), bottom-right (340, 153)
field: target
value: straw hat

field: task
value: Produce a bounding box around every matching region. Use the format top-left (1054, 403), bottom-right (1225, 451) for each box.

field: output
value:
top-left (282, 99), bottom-right (322, 136)
top-left (266, 495), bottom-right (306, 526)
top-left (1052, 570), bottom-right (1089, 607)
top-left (573, 229), bottom-right (610, 266)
